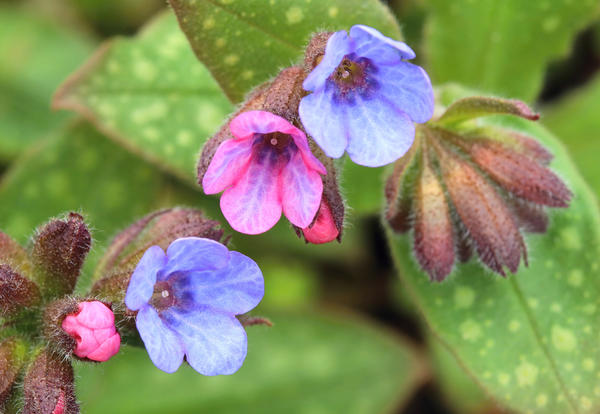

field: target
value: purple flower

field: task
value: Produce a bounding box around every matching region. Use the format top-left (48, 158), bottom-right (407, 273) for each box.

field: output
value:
top-left (299, 25), bottom-right (434, 167)
top-left (124, 237), bottom-right (264, 375)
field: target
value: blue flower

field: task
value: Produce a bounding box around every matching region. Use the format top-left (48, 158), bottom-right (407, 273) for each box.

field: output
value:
top-left (124, 237), bottom-right (264, 375)
top-left (299, 25), bottom-right (434, 167)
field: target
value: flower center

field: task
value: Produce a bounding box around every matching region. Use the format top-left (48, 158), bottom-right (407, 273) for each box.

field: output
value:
top-left (334, 57), bottom-right (366, 87)
top-left (150, 281), bottom-right (176, 311)
top-left (263, 132), bottom-right (292, 152)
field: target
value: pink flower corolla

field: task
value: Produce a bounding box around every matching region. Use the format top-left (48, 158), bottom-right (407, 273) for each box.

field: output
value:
top-left (61, 301), bottom-right (121, 362)
top-left (203, 110), bottom-right (327, 234)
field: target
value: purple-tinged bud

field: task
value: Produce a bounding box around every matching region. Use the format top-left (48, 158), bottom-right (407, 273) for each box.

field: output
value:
top-left (91, 208), bottom-right (226, 302)
top-left (31, 213), bottom-right (91, 297)
top-left (0, 231), bottom-right (33, 272)
top-left (42, 298), bottom-right (79, 359)
top-left (0, 264), bottom-right (41, 317)
top-left (385, 95), bottom-right (571, 281)
top-left (0, 337), bottom-right (26, 408)
top-left (23, 348), bottom-right (78, 414)
top-left (385, 143), bottom-right (419, 233)
top-left (413, 141), bottom-right (454, 281)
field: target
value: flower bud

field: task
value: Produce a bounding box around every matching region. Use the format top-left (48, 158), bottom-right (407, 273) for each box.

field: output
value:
top-left (301, 198), bottom-right (340, 244)
top-left (385, 94), bottom-right (571, 281)
top-left (31, 213), bottom-right (91, 297)
top-left (0, 337), bottom-right (26, 408)
top-left (61, 301), bottom-right (120, 362)
top-left (23, 348), bottom-right (78, 414)
top-left (0, 264), bottom-right (40, 317)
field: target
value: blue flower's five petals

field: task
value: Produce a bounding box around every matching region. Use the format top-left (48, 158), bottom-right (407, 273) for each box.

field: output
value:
top-left (125, 245), bottom-right (167, 311)
top-left (174, 251), bottom-right (264, 314)
top-left (350, 25), bottom-right (416, 63)
top-left (136, 306), bottom-right (184, 373)
top-left (161, 237), bottom-right (230, 279)
top-left (298, 86), bottom-right (349, 159)
top-left (165, 307), bottom-right (247, 376)
top-left (303, 31), bottom-right (352, 92)
top-left (202, 138), bottom-right (254, 194)
top-left (281, 150), bottom-right (324, 228)
top-left (345, 97), bottom-right (415, 167)
top-left (375, 61), bottom-right (434, 124)
top-left (220, 154), bottom-right (282, 235)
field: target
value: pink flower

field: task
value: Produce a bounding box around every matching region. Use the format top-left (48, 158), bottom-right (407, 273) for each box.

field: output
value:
top-left (203, 111), bottom-right (327, 234)
top-left (302, 199), bottom-right (340, 244)
top-left (61, 301), bottom-right (121, 362)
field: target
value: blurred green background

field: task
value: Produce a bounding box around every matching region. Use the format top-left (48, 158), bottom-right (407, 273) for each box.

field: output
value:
top-left (0, 0), bottom-right (599, 413)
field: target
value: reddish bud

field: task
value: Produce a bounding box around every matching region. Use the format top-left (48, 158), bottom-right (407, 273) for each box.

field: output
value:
top-left (385, 142), bottom-right (419, 233)
top-left (23, 349), bottom-right (78, 414)
top-left (385, 94), bottom-right (570, 280)
top-left (0, 264), bottom-right (40, 317)
top-left (413, 145), bottom-right (454, 281)
top-left (434, 140), bottom-right (526, 275)
top-left (0, 338), bottom-right (26, 408)
top-left (0, 231), bottom-right (33, 273)
top-left (31, 213), bottom-right (91, 296)
top-left (61, 301), bottom-right (120, 362)
top-left (302, 198), bottom-right (340, 244)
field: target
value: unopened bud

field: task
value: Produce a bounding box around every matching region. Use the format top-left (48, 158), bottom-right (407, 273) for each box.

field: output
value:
top-left (0, 264), bottom-right (40, 317)
top-left (61, 301), bottom-right (120, 362)
top-left (23, 348), bottom-right (78, 414)
top-left (31, 213), bottom-right (91, 297)
top-left (302, 198), bottom-right (339, 244)
top-left (0, 337), bottom-right (26, 408)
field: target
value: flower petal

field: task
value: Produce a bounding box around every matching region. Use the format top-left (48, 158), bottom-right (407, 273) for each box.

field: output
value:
top-left (202, 138), bottom-right (254, 194)
top-left (161, 237), bottom-right (230, 279)
top-left (164, 307), bottom-right (247, 376)
top-left (136, 306), bottom-right (184, 373)
top-left (345, 97), bottom-right (415, 167)
top-left (220, 153), bottom-right (282, 234)
top-left (299, 85), bottom-right (349, 159)
top-left (230, 110), bottom-right (300, 139)
top-left (350, 25), bottom-right (416, 63)
top-left (303, 30), bottom-right (352, 92)
top-left (281, 150), bottom-right (324, 228)
top-left (173, 251), bottom-right (264, 314)
top-left (124, 245), bottom-right (166, 311)
top-left (374, 61), bottom-right (434, 124)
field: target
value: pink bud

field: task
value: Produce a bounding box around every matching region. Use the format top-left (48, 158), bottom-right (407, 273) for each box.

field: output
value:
top-left (61, 301), bottom-right (120, 362)
top-left (302, 199), bottom-right (339, 244)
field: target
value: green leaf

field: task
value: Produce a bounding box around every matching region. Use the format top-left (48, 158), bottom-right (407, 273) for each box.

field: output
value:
top-left (428, 336), bottom-right (494, 414)
top-left (425, 0), bottom-right (600, 102)
top-left (0, 121), bottom-right (213, 290)
top-left (387, 114), bottom-right (600, 411)
top-left (543, 74), bottom-right (600, 200)
top-left (168, 0), bottom-right (401, 103)
top-left (76, 310), bottom-right (424, 414)
top-left (53, 12), bottom-right (234, 184)
top-left (0, 6), bottom-right (93, 160)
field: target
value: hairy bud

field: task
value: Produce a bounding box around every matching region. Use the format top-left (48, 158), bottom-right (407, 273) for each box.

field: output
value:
top-left (0, 338), bottom-right (26, 408)
top-left (31, 213), bottom-right (91, 297)
top-left (385, 95), bottom-right (571, 281)
top-left (0, 264), bottom-right (41, 317)
top-left (23, 349), bottom-right (78, 414)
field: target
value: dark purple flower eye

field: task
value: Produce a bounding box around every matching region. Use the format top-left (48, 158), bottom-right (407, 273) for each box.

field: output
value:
top-left (124, 237), bottom-right (264, 375)
top-left (299, 25), bottom-right (434, 167)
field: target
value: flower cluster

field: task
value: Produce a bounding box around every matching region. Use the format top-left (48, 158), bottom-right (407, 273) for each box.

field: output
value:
top-left (199, 25), bottom-right (434, 238)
